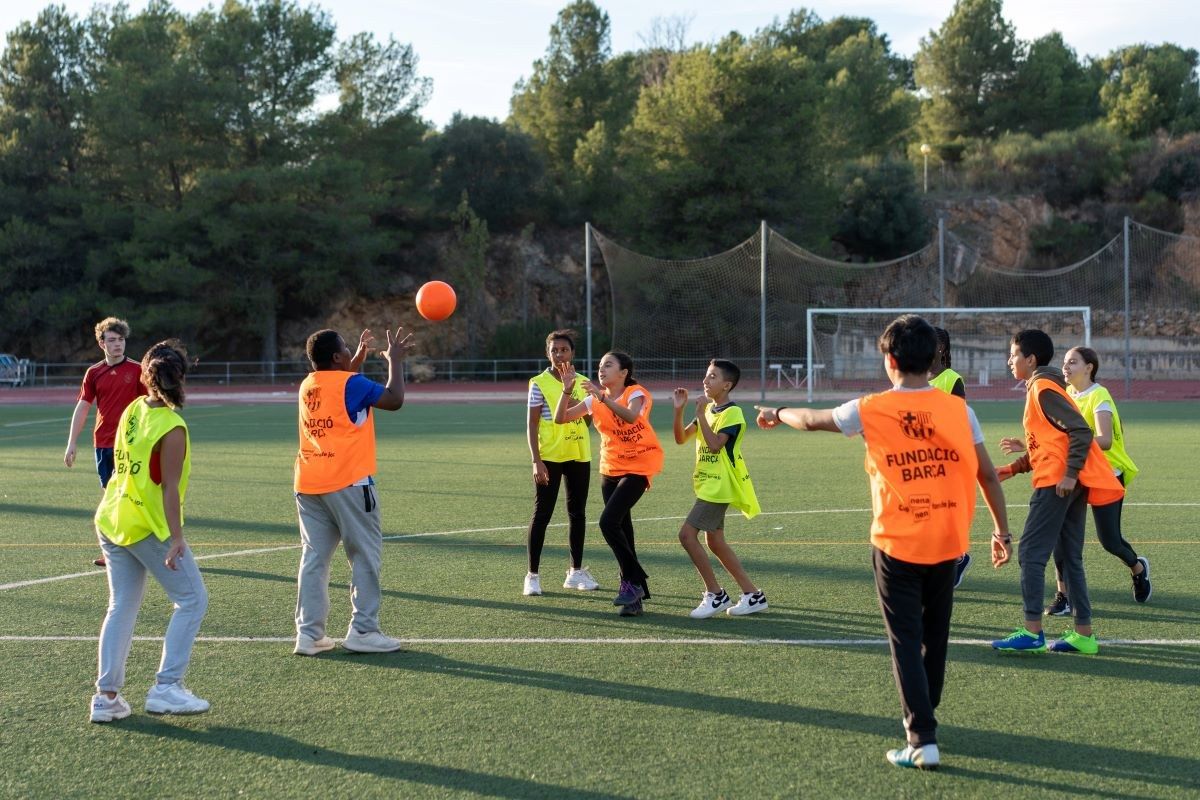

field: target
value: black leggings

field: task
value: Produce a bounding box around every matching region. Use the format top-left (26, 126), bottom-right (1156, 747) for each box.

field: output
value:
top-left (1054, 474), bottom-right (1138, 580)
top-left (599, 474), bottom-right (650, 589)
top-left (527, 460), bottom-right (590, 574)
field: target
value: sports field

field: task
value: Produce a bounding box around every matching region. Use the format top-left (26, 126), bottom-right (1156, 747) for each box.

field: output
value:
top-left (1, 397), bottom-right (1198, 799)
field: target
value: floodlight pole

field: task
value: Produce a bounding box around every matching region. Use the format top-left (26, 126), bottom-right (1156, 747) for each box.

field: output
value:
top-left (760, 220), bottom-right (768, 404)
top-left (920, 143), bottom-right (931, 193)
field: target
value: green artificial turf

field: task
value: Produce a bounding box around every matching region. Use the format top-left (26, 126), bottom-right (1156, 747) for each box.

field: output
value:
top-left (1, 399), bottom-right (1197, 799)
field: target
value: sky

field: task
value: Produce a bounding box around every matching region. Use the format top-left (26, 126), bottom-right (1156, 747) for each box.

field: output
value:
top-left (2, 0), bottom-right (1198, 128)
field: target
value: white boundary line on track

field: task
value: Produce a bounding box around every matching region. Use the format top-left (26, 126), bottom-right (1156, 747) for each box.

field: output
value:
top-left (2, 503), bottom-right (1198, 592)
top-left (2, 634), bottom-right (1198, 646)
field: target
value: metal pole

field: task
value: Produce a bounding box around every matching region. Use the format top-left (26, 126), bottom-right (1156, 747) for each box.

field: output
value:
top-left (923, 154), bottom-right (928, 193)
top-left (585, 222), bottom-right (593, 376)
top-left (937, 216), bottom-right (946, 316)
top-left (760, 220), bottom-right (768, 404)
top-left (1123, 216), bottom-right (1132, 400)
top-left (806, 309), bottom-right (814, 404)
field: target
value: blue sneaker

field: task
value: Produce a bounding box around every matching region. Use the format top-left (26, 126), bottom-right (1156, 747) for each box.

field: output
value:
top-left (953, 553), bottom-right (972, 589)
top-left (991, 627), bottom-right (1046, 652)
top-left (886, 743), bottom-right (939, 770)
top-left (613, 580), bottom-right (646, 607)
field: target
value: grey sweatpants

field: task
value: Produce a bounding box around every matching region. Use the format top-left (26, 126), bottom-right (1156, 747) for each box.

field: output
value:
top-left (295, 484), bottom-right (384, 640)
top-left (96, 533), bottom-right (208, 692)
top-left (1019, 485), bottom-right (1091, 626)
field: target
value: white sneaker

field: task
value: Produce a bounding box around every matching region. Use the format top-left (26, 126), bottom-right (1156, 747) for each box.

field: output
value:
top-left (563, 566), bottom-right (599, 591)
top-left (523, 572), bottom-right (542, 596)
top-left (689, 589), bottom-right (731, 619)
top-left (342, 629), bottom-right (403, 653)
top-left (90, 692), bottom-right (131, 723)
top-left (145, 682), bottom-right (210, 715)
top-left (886, 742), bottom-right (940, 770)
top-left (727, 591), bottom-right (768, 616)
top-left (293, 633), bottom-right (336, 656)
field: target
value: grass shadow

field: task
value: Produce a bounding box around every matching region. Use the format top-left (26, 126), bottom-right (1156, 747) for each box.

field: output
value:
top-left (115, 718), bottom-right (633, 800)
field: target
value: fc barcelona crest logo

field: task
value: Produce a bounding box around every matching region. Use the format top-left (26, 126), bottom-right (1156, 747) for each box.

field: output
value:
top-left (898, 410), bottom-right (934, 440)
top-left (305, 387), bottom-right (322, 412)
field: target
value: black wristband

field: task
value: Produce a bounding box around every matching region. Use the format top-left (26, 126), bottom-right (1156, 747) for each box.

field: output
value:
top-left (776, 406), bottom-right (788, 414)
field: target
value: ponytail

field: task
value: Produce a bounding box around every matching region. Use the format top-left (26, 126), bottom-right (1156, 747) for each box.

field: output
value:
top-left (141, 339), bottom-right (190, 409)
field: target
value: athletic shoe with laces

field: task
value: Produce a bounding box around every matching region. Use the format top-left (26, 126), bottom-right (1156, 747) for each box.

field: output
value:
top-left (886, 743), bottom-right (939, 770)
top-left (1044, 592), bottom-right (1072, 616)
top-left (618, 599), bottom-right (643, 617)
top-left (1048, 629), bottom-right (1100, 655)
top-left (342, 630), bottom-right (403, 653)
top-left (1132, 557), bottom-right (1151, 603)
top-left (293, 633), bottom-right (336, 656)
top-left (563, 566), bottom-right (599, 591)
top-left (90, 692), bottom-right (131, 723)
top-left (953, 552), bottom-right (972, 589)
top-left (689, 589), bottom-right (731, 619)
top-left (727, 591), bottom-right (768, 616)
top-left (145, 682), bottom-right (210, 715)
top-left (523, 572), bottom-right (542, 596)
top-left (991, 627), bottom-right (1046, 652)
top-left (612, 580), bottom-right (646, 606)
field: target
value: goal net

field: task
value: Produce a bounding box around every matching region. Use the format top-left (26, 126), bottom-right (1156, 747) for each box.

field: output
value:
top-left (591, 218), bottom-right (1199, 399)
top-left (804, 307), bottom-right (1092, 401)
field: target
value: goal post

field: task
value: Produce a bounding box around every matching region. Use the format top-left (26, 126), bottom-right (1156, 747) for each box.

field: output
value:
top-left (804, 307), bottom-right (1092, 402)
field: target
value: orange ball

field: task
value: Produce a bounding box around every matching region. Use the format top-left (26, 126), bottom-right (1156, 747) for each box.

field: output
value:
top-left (415, 280), bottom-right (457, 322)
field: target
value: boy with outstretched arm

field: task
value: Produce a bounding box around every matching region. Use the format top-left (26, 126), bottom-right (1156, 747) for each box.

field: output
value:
top-left (756, 315), bottom-right (1010, 771)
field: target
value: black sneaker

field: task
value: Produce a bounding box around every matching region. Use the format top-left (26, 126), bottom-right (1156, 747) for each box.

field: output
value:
top-left (1132, 557), bottom-right (1151, 603)
top-left (1044, 591), bottom-right (1071, 616)
top-left (618, 600), bottom-right (643, 617)
top-left (953, 553), bottom-right (972, 589)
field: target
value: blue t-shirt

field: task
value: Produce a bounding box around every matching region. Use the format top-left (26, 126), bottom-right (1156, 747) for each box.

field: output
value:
top-left (344, 374), bottom-right (384, 426)
top-left (343, 374), bottom-right (384, 487)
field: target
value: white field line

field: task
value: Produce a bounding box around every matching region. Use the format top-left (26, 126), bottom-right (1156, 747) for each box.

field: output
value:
top-left (2, 417), bottom-right (61, 427)
top-left (2, 502), bottom-right (1197, 592)
top-left (1, 635), bottom-right (1198, 647)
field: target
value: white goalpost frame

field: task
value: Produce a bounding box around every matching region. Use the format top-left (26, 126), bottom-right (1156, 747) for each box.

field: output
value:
top-left (804, 306), bottom-right (1092, 402)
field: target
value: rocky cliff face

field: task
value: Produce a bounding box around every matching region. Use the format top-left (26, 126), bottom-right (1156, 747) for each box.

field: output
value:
top-left (284, 195), bottom-right (1200, 361)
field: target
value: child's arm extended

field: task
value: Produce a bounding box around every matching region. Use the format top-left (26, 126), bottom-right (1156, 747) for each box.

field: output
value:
top-left (599, 391), bottom-right (641, 424)
top-left (552, 364), bottom-right (591, 423)
top-left (672, 388), bottom-right (696, 444)
top-left (755, 405), bottom-right (840, 432)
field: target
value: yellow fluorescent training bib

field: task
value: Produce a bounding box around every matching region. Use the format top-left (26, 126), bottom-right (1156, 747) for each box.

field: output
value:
top-left (693, 403), bottom-right (760, 519)
top-left (95, 398), bottom-right (191, 547)
top-left (1070, 383), bottom-right (1139, 485)
top-left (531, 370), bottom-right (591, 463)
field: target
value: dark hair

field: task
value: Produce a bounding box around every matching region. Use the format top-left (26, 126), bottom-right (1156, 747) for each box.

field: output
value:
top-left (710, 359), bottom-right (740, 390)
top-left (605, 351), bottom-right (637, 387)
top-left (306, 329), bottom-right (343, 369)
top-left (877, 315), bottom-right (937, 375)
top-left (1012, 329), bottom-right (1054, 367)
top-left (1068, 346), bottom-right (1100, 381)
top-left (933, 327), bottom-right (952, 370)
top-left (141, 339), bottom-right (189, 409)
top-left (545, 329), bottom-right (577, 354)
top-left (95, 316), bottom-right (130, 342)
